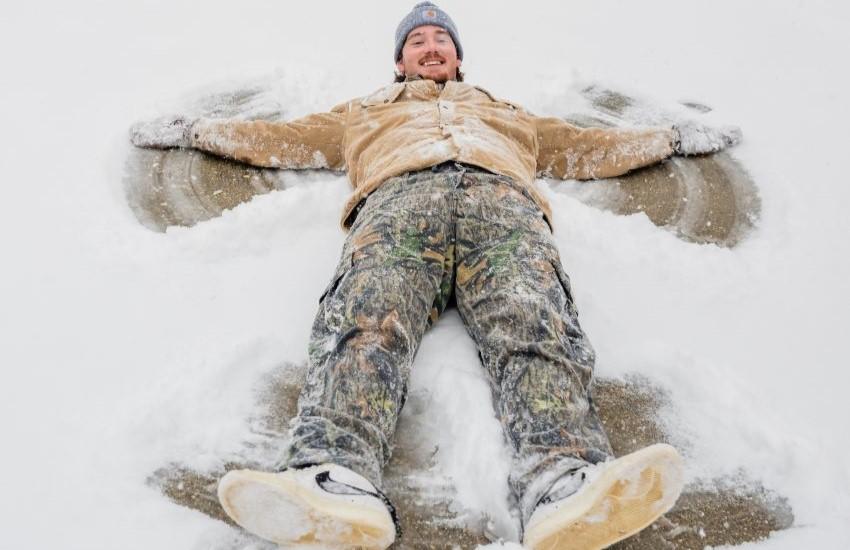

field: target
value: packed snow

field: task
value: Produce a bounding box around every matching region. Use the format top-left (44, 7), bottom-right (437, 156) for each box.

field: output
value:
top-left (1, 1), bottom-right (849, 549)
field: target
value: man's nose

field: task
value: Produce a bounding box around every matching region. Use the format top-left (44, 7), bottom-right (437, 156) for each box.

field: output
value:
top-left (424, 38), bottom-right (441, 52)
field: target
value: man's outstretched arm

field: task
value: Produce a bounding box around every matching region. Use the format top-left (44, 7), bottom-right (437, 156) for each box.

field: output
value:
top-left (130, 108), bottom-right (348, 171)
top-left (534, 116), bottom-right (741, 180)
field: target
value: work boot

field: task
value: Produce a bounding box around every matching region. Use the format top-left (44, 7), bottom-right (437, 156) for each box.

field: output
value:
top-left (523, 443), bottom-right (684, 550)
top-left (218, 463), bottom-right (399, 549)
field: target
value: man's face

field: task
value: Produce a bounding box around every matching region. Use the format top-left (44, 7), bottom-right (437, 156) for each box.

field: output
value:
top-left (396, 25), bottom-right (461, 83)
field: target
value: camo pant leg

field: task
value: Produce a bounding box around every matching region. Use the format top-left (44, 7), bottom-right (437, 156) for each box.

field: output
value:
top-left (452, 171), bottom-right (614, 528)
top-left (280, 171), bottom-right (456, 487)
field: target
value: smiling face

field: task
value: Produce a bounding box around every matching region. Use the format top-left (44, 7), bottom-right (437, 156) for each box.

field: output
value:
top-left (395, 25), bottom-right (461, 83)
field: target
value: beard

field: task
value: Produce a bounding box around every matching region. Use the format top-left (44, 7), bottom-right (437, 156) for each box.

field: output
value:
top-left (412, 66), bottom-right (454, 83)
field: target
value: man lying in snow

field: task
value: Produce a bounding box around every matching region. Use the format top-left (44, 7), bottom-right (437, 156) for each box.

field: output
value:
top-left (131, 3), bottom-right (740, 548)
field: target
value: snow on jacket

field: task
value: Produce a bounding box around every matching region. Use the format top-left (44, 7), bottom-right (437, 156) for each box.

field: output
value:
top-left (191, 79), bottom-right (675, 229)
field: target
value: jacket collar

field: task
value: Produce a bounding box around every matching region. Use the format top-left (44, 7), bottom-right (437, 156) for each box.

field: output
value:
top-left (360, 79), bottom-right (497, 106)
top-left (402, 77), bottom-right (498, 101)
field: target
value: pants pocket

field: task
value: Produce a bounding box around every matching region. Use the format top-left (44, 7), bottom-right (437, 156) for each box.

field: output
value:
top-left (550, 259), bottom-right (579, 318)
top-left (318, 253), bottom-right (353, 304)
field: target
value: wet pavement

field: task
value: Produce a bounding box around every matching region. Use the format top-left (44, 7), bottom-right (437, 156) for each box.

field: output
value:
top-left (553, 86), bottom-right (761, 248)
top-left (149, 366), bottom-right (792, 549)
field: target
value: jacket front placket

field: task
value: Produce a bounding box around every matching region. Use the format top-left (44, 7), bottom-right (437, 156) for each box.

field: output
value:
top-left (436, 82), bottom-right (455, 138)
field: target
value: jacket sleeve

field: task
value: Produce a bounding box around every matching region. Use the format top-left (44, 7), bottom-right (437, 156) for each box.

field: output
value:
top-left (534, 116), bottom-right (675, 180)
top-left (190, 105), bottom-right (347, 170)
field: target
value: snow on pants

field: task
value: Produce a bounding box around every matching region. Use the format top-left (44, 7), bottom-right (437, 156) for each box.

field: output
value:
top-left (281, 163), bottom-right (614, 526)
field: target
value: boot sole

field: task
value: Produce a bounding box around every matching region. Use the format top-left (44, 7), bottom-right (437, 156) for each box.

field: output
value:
top-left (217, 469), bottom-right (395, 549)
top-left (524, 443), bottom-right (684, 550)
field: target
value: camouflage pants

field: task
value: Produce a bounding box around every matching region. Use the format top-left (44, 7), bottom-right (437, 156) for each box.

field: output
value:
top-left (282, 164), bottom-right (613, 526)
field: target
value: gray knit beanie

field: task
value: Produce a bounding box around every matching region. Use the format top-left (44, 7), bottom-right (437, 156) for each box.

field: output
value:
top-left (394, 2), bottom-right (463, 61)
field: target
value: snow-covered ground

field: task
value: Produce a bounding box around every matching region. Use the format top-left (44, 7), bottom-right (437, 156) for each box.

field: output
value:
top-left (2, 1), bottom-right (849, 548)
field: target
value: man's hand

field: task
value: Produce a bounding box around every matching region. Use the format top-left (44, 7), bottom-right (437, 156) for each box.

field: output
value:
top-left (129, 115), bottom-right (195, 149)
top-left (673, 120), bottom-right (742, 156)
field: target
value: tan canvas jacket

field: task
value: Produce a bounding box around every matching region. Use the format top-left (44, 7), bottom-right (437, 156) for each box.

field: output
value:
top-left (191, 79), bottom-right (675, 229)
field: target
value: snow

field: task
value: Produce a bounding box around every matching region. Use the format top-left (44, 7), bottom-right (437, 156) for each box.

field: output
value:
top-left (2, 1), bottom-right (849, 549)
